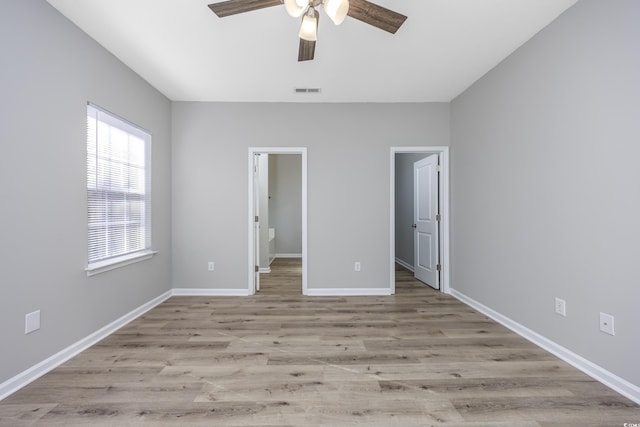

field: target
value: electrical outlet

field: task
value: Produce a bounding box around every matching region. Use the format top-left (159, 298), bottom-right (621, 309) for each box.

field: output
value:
top-left (554, 297), bottom-right (566, 317)
top-left (354, 262), bottom-right (361, 272)
top-left (25, 310), bottom-right (41, 334)
top-left (208, 261), bottom-right (215, 271)
top-left (599, 312), bottom-right (615, 336)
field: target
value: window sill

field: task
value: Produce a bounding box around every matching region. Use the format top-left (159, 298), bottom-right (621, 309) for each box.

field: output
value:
top-left (86, 250), bottom-right (158, 277)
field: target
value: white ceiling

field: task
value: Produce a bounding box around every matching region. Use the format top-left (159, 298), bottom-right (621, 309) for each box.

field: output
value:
top-left (46, 0), bottom-right (577, 103)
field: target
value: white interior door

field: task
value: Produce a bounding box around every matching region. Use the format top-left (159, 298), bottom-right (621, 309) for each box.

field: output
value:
top-left (414, 155), bottom-right (439, 289)
top-left (253, 154), bottom-right (260, 292)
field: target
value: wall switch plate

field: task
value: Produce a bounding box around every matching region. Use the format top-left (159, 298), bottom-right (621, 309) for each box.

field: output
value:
top-left (554, 297), bottom-right (566, 317)
top-left (599, 312), bottom-right (615, 336)
top-left (208, 262), bottom-right (214, 271)
top-left (25, 310), bottom-right (41, 334)
top-left (354, 262), bottom-right (361, 272)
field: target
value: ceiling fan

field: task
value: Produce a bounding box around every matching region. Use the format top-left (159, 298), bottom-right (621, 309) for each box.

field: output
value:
top-left (208, 0), bottom-right (407, 61)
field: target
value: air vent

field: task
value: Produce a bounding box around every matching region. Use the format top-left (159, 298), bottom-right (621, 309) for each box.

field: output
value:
top-left (294, 87), bottom-right (321, 94)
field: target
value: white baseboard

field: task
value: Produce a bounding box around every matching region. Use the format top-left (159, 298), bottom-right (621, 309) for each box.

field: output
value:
top-left (306, 288), bottom-right (392, 296)
top-left (172, 288), bottom-right (251, 296)
top-left (275, 253), bottom-right (302, 258)
top-left (0, 290), bottom-right (172, 401)
top-left (259, 267), bottom-right (271, 273)
top-left (449, 288), bottom-right (640, 406)
top-left (394, 257), bottom-right (414, 272)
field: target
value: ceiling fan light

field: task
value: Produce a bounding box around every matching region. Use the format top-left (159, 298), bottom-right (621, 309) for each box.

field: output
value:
top-left (284, 0), bottom-right (307, 18)
top-left (323, 0), bottom-right (348, 25)
top-left (298, 9), bottom-right (318, 42)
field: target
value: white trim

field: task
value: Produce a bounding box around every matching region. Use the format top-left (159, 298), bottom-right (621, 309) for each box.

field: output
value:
top-left (450, 289), bottom-right (640, 406)
top-left (305, 288), bottom-right (393, 296)
top-left (249, 148), bottom-right (308, 295)
top-left (259, 267), bottom-right (271, 273)
top-left (172, 288), bottom-right (251, 296)
top-left (0, 290), bottom-right (172, 401)
top-left (275, 253), bottom-right (303, 258)
top-left (87, 102), bottom-right (152, 135)
top-left (390, 147), bottom-right (450, 295)
top-left (86, 250), bottom-right (158, 276)
top-left (394, 257), bottom-right (414, 272)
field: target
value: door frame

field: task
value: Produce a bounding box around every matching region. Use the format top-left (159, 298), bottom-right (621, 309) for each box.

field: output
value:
top-left (390, 146), bottom-right (450, 294)
top-left (248, 147), bottom-right (308, 295)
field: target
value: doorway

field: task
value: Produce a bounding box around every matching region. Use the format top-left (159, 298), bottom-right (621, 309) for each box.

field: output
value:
top-left (248, 147), bottom-right (308, 295)
top-left (390, 147), bottom-right (450, 294)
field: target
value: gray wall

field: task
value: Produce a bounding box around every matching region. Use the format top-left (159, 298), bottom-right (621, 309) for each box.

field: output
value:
top-left (394, 153), bottom-right (431, 268)
top-left (269, 154), bottom-right (302, 256)
top-left (451, 0), bottom-right (640, 387)
top-left (0, 1), bottom-right (172, 385)
top-left (172, 103), bottom-right (450, 290)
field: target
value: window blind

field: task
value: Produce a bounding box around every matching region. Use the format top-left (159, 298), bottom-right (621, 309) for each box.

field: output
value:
top-left (86, 104), bottom-right (152, 267)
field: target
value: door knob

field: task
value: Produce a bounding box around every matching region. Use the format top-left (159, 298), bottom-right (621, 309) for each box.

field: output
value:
top-left (411, 224), bottom-right (417, 228)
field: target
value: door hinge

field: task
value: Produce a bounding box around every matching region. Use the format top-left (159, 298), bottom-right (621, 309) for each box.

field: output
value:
top-left (436, 264), bottom-right (441, 272)
top-left (436, 214), bottom-right (441, 222)
top-left (255, 265), bottom-right (259, 272)
top-left (437, 164), bottom-right (441, 172)
top-left (255, 215), bottom-right (259, 222)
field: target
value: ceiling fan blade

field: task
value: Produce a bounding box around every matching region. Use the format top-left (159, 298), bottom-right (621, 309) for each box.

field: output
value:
top-left (298, 39), bottom-right (316, 62)
top-left (347, 0), bottom-right (407, 34)
top-left (208, 0), bottom-right (281, 18)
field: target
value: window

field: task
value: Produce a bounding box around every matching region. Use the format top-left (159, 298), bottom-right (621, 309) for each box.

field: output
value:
top-left (86, 103), bottom-right (154, 275)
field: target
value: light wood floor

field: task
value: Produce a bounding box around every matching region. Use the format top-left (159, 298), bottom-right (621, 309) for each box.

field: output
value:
top-left (1, 259), bottom-right (638, 426)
